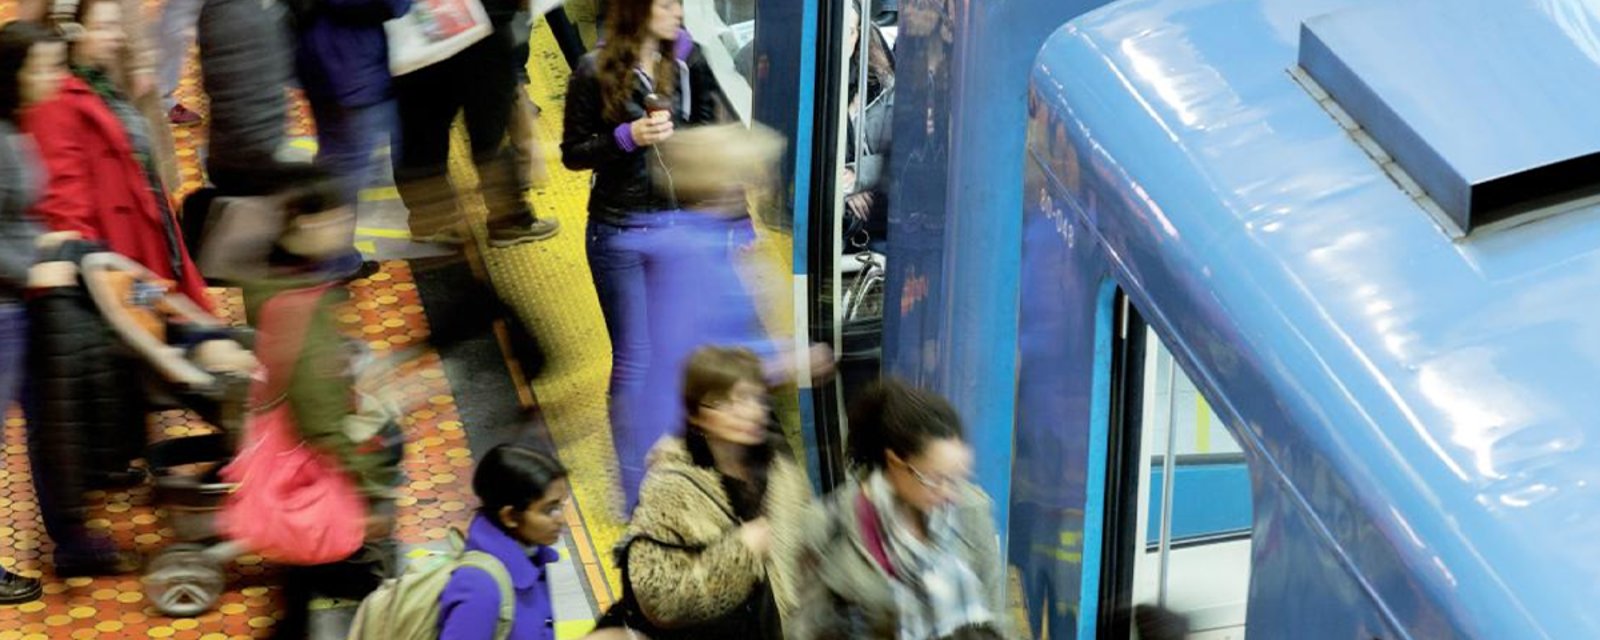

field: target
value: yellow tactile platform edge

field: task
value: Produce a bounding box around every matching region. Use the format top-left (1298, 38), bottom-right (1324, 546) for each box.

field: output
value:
top-left (455, 17), bottom-right (803, 598)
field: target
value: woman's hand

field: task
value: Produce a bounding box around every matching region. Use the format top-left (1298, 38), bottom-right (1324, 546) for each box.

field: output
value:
top-left (630, 116), bottom-right (676, 147)
top-left (739, 518), bottom-right (773, 557)
top-left (807, 343), bottom-right (837, 382)
top-left (846, 192), bottom-right (874, 221)
top-left (130, 69), bottom-right (156, 100)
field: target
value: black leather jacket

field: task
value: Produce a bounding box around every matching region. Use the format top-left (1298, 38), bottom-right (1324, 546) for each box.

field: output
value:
top-left (560, 35), bottom-right (724, 226)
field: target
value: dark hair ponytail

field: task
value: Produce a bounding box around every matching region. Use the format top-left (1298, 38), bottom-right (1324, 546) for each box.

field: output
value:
top-left (473, 444), bottom-right (568, 528)
top-left (845, 378), bottom-right (964, 471)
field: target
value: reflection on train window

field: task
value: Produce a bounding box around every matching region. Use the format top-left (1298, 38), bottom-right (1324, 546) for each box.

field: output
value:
top-left (1128, 326), bottom-right (1251, 638)
top-left (683, 0), bottom-right (755, 121)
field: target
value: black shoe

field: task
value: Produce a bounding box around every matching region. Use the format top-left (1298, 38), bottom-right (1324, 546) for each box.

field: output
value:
top-left (54, 549), bottom-right (140, 578)
top-left (353, 260), bottom-right (382, 281)
top-left (88, 467), bottom-right (149, 490)
top-left (0, 569), bottom-right (42, 604)
top-left (487, 218), bottom-right (561, 248)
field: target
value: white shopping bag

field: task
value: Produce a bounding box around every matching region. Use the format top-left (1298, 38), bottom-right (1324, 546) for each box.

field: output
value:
top-left (530, 0), bottom-right (567, 15)
top-left (386, 0), bottom-right (495, 76)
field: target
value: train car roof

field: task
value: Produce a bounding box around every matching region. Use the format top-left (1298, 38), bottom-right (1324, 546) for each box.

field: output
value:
top-left (1031, 0), bottom-right (1600, 636)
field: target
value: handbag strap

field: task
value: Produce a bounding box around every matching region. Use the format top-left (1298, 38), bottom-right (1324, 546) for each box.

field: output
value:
top-left (611, 467), bottom-right (740, 627)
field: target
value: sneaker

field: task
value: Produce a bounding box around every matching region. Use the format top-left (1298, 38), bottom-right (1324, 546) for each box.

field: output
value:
top-left (167, 104), bottom-right (203, 126)
top-left (0, 569), bottom-right (42, 605)
top-left (488, 218), bottom-right (561, 248)
top-left (412, 229), bottom-right (467, 247)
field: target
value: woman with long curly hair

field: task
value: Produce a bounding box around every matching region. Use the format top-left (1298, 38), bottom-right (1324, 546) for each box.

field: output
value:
top-left (560, 0), bottom-right (727, 511)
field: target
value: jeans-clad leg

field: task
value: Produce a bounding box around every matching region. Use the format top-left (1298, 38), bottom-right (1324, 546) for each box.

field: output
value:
top-left (311, 98), bottom-right (395, 208)
top-left (155, 0), bottom-right (203, 110)
top-left (587, 221), bottom-right (652, 512)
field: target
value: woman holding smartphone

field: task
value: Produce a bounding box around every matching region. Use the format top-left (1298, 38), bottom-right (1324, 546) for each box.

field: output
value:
top-left (560, 0), bottom-right (727, 512)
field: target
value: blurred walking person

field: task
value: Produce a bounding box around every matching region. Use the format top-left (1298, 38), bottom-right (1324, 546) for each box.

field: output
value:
top-left (0, 19), bottom-right (65, 602)
top-left (594, 347), bottom-right (816, 638)
top-left (790, 380), bottom-right (1010, 640)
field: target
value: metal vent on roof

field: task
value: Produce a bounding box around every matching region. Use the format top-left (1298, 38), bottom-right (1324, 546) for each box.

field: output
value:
top-left (1298, 0), bottom-right (1600, 234)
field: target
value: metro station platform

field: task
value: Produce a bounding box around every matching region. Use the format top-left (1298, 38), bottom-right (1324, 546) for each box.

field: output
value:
top-left (0, 8), bottom-right (692, 639)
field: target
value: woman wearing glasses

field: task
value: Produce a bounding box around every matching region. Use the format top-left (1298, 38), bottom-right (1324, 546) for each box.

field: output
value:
top-left (791, 380), bottom-right (1010, 640)
top-left (602, 346), bottom-right (816, 637)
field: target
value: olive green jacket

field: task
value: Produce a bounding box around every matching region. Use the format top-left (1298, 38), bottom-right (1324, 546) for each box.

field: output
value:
top-left (246, 282), bottom-right (398, 499)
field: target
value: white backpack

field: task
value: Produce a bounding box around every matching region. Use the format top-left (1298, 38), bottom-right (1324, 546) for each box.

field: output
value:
top-left (346, 529), bottom-right (515, 640)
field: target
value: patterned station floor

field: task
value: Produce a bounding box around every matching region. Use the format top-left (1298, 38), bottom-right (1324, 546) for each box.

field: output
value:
top-left (0, 4), bottom-right (600, 640)
top-left (0, 1), bottom-right (805, 637)
top-left (0, 264), bottom-right (471, 639)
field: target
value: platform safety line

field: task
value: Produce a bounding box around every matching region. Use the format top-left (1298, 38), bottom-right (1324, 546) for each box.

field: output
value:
top-left (361, 186), bottom-right (401, 202)
top-left (556, 619), bottom-right (598, 639)
top-left (356, 226), bottom-right (411, 239)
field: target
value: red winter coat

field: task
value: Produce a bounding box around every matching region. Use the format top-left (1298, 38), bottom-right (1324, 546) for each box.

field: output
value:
top-left (22, 76), bottom-right (210, 309)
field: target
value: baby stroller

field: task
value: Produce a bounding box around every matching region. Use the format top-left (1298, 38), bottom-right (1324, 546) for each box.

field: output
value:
top-left (27, 238), bottom-right (257, 617)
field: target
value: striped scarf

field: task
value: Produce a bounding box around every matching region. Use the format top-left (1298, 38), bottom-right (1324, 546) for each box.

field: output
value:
top-left (71, 64), bottom-right (185, 281)
top-left (865, 472), bottom-right (994, 639)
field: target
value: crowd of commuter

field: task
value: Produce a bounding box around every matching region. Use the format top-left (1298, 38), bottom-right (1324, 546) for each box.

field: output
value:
top-left (0, 0), bottom-right (1031, 638)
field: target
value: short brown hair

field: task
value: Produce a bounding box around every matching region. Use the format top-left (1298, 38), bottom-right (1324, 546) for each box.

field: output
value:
top-left (681, 345), bottom-right (764, 417)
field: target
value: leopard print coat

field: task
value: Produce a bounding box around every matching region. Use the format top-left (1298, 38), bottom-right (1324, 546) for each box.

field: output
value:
top-left (624, 437), bottom-right (820, 629)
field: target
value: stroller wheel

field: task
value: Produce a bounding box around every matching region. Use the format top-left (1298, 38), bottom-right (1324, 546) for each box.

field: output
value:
top-left (143, 544), bottom-right (225, 617)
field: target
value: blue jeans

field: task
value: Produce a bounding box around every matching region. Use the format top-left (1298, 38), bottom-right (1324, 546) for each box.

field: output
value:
top-left (155, 0), bottom-right (203, 110)
top-left (588, 214), bottom-right (760, 512)
top-left (588, 220), bottom-right (651, 511)
top-left (0, 304), bottom-right (22, 418)
top-left (311, 98), bottom-right (396, 207)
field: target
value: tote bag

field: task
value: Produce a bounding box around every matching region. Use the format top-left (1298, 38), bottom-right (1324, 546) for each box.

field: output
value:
top-left (386, 0), bottom-right (494, 76)
top-left (219, 400), bottom-right (367, 566)
top-left (217, 285), bottom-right (367, 566)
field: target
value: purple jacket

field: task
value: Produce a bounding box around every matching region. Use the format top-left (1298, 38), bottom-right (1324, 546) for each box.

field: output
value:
top-left (438, 514), bottom-right (560, 640)
top-left (294, 0), bottom-right (411, 108)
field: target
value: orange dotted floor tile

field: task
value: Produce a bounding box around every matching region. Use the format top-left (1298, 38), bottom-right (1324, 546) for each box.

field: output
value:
top-left (0, 263), bottom-right (482, 638)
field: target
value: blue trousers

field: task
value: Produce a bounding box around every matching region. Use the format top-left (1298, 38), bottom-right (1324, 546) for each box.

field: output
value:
top-left (310, 98), bottom-right (396, 208)
top-left (588, 214), bottom-right (764, 513)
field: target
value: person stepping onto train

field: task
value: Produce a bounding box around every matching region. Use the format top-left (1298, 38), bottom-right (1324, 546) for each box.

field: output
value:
top-left (791, 380), bottom-right (1011, 639)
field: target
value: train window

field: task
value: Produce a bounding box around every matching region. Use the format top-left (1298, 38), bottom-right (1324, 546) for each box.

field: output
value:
top-left (1101, 301), bottom-right (1252, 639)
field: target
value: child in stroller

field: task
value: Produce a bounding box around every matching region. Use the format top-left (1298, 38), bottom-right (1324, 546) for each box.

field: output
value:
top-left (27, 169), bottom-right (401, 616)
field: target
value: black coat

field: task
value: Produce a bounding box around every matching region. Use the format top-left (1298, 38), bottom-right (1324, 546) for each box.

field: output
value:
top-left (560, 35), bottom-right (725, 226)
top-left (27, 242), bottom-right (149, 520)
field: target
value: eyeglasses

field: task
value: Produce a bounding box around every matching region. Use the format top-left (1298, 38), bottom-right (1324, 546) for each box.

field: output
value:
top-left (896, 457), bottom-right (965, 491)
top-left (700, 391), bottom-right (769, 413)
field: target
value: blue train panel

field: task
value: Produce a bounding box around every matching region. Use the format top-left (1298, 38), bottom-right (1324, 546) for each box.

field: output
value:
top-left (1011, 0), bottom-right (1600, 637)
top-left (880, 0), bottom-right (1115, 539)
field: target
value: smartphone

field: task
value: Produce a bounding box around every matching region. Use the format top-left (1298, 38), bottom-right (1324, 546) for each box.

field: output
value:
top-left (643, 93), bottom-right (673, 124)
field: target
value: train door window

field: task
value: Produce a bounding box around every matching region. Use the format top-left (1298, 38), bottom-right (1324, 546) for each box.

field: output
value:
top-left (1102, 299), bottom-right (1252, 639)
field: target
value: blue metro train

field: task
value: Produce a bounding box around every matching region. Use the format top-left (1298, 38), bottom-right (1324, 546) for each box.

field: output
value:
top-left (1005, 0), bottom-right (1600, 637)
